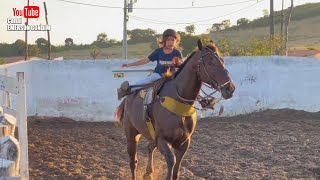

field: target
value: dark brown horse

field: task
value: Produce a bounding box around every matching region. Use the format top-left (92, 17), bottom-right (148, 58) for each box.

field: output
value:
top-left (115, 39), bottom-right (235, 180)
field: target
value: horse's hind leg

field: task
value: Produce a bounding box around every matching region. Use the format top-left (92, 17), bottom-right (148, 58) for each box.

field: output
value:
top-left (172, 139), bottom-right (190, 180)
top-left (125, 122), bottom-right (141, 180)
top-left (157, 137), bottom-right (176, 180)
top-left (143, 142), bottom-right (156, 180)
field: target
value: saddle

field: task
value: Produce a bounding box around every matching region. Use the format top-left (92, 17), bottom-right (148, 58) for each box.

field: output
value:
top-left (138, 77), bottom-right (168, 104)
top-left (137, 77), bottom-right (197, 140)
top-left (135, 77), bottom-right (168, 140)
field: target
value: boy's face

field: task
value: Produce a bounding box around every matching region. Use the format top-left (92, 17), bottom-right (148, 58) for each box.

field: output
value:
top-left (165, 36), bottom-right (176, 49)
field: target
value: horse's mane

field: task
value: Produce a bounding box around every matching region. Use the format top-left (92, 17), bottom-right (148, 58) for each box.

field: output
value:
top-left (174, 51), bottom-right (196, 78)
top-left (174, 43), bottom-right (219, 78)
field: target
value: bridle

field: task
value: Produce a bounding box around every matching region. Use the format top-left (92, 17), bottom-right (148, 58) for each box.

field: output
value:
top-left (176, 47), bottom-right (232, 108)
top-left (197, 46), bottom-right (232, 91)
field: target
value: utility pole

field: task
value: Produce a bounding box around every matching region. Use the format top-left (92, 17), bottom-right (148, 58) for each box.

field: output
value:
top-left (284, 0), bottom-right (294, 56)
top-left (270, 0), bottom-right (274, 38)
top-left (44, 2), bottom-right (51, 60)
top-left (122, 0), bottom-right (128, 60)
top-left (280, 0), bottom-right (284, 37)
top-left (270, 0), bottom-right (274, 54)
top-left (280, 0), bottom-right (284, 54)
top-left (24, 0), bottom-right (30, 61)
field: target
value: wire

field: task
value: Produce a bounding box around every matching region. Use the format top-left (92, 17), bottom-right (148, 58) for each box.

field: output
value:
top-left (56, 0), bottom-right (258, 10)
top-left (129, 0), bottom-right (264, 25)
top-left (56, 0), bottom-right (122, 8)
top-left (133, 0), bottom-right (257, 10)
top-left (191, 0), bottom-right (264, 23)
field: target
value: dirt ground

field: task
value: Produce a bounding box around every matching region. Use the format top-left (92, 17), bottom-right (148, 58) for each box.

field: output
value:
top-left (28, 109), bottom-right (320, 180)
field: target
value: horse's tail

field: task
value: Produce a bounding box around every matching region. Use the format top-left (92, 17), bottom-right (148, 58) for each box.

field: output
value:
top-left (114, 99), bottom-right (125, 126)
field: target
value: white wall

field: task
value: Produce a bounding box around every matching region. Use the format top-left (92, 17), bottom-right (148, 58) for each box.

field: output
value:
top-left (1, 56), bottom-right (319, 121)
top-left (203, 56), bottom-right (320, 117)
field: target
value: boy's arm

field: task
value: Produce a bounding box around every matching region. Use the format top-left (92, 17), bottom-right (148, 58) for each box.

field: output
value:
top-left (122, 58), bottom-right (150, 68)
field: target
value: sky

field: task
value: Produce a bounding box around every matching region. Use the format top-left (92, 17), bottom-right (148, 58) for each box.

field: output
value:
top-left (0, 0), bottom-right (319, 45)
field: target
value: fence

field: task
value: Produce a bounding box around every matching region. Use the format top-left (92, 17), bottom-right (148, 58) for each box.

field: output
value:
top-left (0, 71), bottom-right (28, 180)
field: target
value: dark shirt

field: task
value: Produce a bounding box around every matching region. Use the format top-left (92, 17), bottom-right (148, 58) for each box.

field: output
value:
top-left (148, 48), bottom-right (183, 75)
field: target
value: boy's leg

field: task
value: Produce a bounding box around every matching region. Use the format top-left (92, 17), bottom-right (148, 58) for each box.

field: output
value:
top-left (117, 73), bottom-right (161, 100)
top-left (130, 73), bottom-right (161, 90)
top-left (131, 73), bottom-right (161, 87)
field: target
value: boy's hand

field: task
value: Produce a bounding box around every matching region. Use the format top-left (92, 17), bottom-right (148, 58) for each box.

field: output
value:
top-left (122, 64), bottom-right (129, 68)
top-left (172, 57), bottom-right (183, 67)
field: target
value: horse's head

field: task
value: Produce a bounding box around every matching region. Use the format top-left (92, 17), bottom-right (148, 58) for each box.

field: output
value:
top-left (196, 39), bottom-right (235, 99)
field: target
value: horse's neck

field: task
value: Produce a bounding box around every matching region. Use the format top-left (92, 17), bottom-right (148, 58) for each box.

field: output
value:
top-left (173, 52), bottom-right (202, 102)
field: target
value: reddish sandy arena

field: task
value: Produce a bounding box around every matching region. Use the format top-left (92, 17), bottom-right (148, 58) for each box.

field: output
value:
top-left (28, 109), bottom-right (320, 179)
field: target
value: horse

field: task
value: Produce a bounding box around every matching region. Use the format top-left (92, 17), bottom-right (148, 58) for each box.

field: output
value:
top-left (114, 39), bottom-right (235, 180)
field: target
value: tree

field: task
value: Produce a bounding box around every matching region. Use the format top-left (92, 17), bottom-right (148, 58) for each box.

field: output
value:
top-left (211, 23), bottom-right (223, 32)
top-left (35, 38), bottom-right (48, 53)
top-left (185, 25), bottom-right (195, 34)
top-left (127, 28), bottom-right (157, 44)
top-left (28, 45), bottom-right (40, 56)
top-left (230, 35), bottom-right (282, 56)
top-left (90, 46), bottom-right (101, 59)
top-left (0, 58), bottom-right (6, 65)
top-left (65, 38), bottom-right (74, 46)
top-left (216, 38), bottom-right (231, 56)
top-left (221, 20), bottom-right (231, 29)
top-left (97, 33), bottom-right (108, 42)
top-left (14, 39), bottom-right (25, 55)
top-left (262, 9), bottom-right (269, 17)
top-left (91, 33), bottom-right (109, 48)
top-left (178, 32), bottom-right (212, 56)
top-left (236, 18), bottom-right (250, 26)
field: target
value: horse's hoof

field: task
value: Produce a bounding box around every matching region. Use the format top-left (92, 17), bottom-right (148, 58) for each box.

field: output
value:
top-left (143, 173), bottom-right (153, 180)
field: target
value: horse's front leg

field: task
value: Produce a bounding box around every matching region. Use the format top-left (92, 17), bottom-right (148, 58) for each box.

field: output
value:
top-left (173, 138), bottom-right (190, 180)
top-left (157, 137), bottom-right (176, 180)
top-left (143, 142), bottom-right (156, 180)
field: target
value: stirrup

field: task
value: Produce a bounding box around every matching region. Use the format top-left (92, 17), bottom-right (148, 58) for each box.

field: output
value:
top-left (117, 88), bottom-right (130, 100)
top-left (120, 81), bottom-right (130, 91)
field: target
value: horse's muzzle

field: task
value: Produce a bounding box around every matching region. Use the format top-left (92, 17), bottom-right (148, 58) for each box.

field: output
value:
top-left (221, 82), bottom-right (235, 99)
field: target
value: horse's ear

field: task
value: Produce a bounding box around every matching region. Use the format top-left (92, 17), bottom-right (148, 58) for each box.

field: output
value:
top-left (197, 39), bottom-right (203, 50)
top-left (209, 40), bottom-right (215, 47)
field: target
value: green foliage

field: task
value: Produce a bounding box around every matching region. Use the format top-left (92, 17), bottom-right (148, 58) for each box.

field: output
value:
top-left (14, 39), bottom-right (25, 55)
top-left (185, 25), bottom-right (195, 34)
top-left (150, 41), bottom-right (160, 51)
top-left (208, 19), bottom-right (231, 33)
top-left (216, 38), bottom-right (232, 56)
top-left (0, 43), bottom-right (18, 57)
top-left (229, 34), bottom-right (283, 56)
top-left (198, 35), bottom-right (211, 46)
top-left (221, 20), bottom-right (231, 29)
top-left (28, 45), bottom-right (41, 56)
top-left (92, 33), bottom-right (111, 48)
top-left (35, 37), bottom-right (48, 53)
top-left (235, 3), bottom-right (320, 29)
top-left (0, 40), bottom-right (40, 57)
top-left (89, 46), bottom-right (101, 59)
top-left (237, 18), bottom-right (250, 26)
top-left (211, 23), bottom-right (223, 32)
top-left (0, 58), bottom-right (6, 65)
top-left (307, 47), bottom-right (316, 50)
top-left (178, 32), bottom-right (212, 56)
top-left (178, 32), bottom-right (198, 56)
top-left (127, 28), bottom-right (157, 44)
top-left (262, 9), bottom-right (269, 17)
top-left (65, 38), bottom-right (74, 46)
